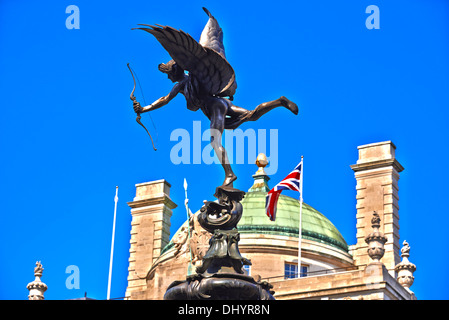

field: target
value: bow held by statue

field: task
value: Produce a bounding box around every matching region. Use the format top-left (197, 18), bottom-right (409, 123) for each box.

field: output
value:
top-left (127, 63), bottom-right (157, 151)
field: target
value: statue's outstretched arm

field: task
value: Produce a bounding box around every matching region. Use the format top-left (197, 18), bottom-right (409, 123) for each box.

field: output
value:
top-left (133, 81), bottom-right (184, 114)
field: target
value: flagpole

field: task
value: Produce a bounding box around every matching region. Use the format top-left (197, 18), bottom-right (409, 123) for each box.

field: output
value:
top-left (298, 156), bottom-right (304, 278)
top-left (184, 178), bottom-right (194, 275)
top-left (107, 186), bottom-right (119, 300)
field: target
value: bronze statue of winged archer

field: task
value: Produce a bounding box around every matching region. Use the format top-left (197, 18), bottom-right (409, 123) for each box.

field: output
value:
top-left (132, 7), bottom-right (298, 188)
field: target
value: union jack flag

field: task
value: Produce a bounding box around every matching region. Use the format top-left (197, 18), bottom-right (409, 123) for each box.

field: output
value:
top-left (265, 160), bottom-right (302, 221)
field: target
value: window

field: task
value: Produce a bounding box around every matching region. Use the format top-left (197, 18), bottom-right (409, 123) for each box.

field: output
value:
top-left (284, 263), bottom-right (298, 279)
top-left (300, 265), bottom-right (308, 277)
top-left (284, 263), bottom-right (308, 279)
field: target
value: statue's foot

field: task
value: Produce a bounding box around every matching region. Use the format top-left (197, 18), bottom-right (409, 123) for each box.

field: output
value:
top-left (223, 174), bottom-right (237, 188)
top-left (280, 96), bottom-right (298, 115)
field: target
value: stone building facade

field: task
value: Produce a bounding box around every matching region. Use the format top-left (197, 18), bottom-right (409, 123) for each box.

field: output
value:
top-left (124, 141), bottom-right (417, 300)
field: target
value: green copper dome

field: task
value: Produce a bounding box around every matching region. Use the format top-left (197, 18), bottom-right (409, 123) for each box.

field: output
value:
top-left (238, 191), bottom-right (349, 252)
top-left (161, 162), bottom-right (348, 256)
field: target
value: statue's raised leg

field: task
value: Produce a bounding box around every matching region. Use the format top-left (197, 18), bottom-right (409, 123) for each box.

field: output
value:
top-left (225, 96), bottom-right (298, 130)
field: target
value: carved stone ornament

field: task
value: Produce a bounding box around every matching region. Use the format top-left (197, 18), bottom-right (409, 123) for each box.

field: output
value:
top-left (26, 261), bottom-right (48, 300)
top-left (172, 225), bottom-right (190, 259)
top-left (394, 240), bottom-right (417, 289)
top-left (34, 261), bottom-right (44, 277)
top-left (365, 212), bottom-right (388, 263)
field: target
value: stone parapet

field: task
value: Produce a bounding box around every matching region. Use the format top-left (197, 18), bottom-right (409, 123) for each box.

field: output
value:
top-left (271, 263), bottom-right (414, 300)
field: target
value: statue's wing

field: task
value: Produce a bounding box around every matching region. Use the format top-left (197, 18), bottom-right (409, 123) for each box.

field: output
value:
top-left (134, 24), bottom-right (236, 97)
top-left (199, 7), bottom-right (225, 59)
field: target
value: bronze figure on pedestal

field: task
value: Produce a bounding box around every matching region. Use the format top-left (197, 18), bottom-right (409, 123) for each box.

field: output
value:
top-left (131, 7), bottom-right (298, 188)
top-left (129, 7), bottom-right (298, 300)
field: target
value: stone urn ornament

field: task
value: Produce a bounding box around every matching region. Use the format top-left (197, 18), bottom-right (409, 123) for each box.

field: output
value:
top-left (365, 211), bottom-right (388, 263)
top-left (395, 240), bottom-right (417, 290)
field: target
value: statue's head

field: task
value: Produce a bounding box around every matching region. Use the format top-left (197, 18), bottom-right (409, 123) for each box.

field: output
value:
top-left (158, 60), bottom-right (185, 82)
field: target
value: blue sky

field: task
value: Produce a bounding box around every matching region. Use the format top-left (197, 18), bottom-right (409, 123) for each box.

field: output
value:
top-left (0, 0), bottom-right (448, 300)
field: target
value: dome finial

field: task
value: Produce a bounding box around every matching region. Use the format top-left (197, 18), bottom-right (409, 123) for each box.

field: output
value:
top-left (248, 153), bottom-right (270, 192)
top-left (255, 153), bottom-right (268, 175)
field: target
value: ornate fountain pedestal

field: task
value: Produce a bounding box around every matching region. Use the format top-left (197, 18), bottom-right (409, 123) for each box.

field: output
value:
top-left (164, 272), bottom-right (274, 300)
top-left (164, 186), bottom-right (275, 300)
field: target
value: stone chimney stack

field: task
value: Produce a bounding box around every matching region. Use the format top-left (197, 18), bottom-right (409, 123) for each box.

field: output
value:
top-left (125, 179), bottom-right (177, 299)
top-left (350, 141), bottom-right (404, 276)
